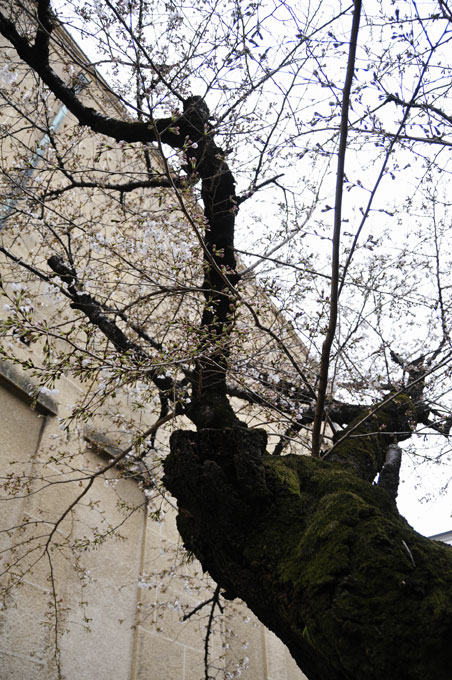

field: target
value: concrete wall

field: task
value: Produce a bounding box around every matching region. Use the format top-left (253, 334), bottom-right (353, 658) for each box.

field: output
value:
top-left (0, 365), bottom-right (307, 680)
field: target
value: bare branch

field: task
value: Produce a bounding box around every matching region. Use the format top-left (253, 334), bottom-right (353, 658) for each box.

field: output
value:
top-left (387, 93), bottom-right (452, 126)
top-left (45, 176), bottom-right (182, 199)
top-left (235, 173), bottom-right (284, 206)
top-left (46, 255), bottom-right (176, 394)
top-left (311, 0), bottom-right (362, 456)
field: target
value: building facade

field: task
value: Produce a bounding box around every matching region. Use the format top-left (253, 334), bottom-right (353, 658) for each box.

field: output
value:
top-left (0, 16), bottom-right (308, 680)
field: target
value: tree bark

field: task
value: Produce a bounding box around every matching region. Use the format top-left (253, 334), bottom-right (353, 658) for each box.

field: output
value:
top-left (163, 403), bottom-right (452, 680)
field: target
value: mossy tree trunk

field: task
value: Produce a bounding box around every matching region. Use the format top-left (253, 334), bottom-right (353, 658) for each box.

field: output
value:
top-left (163, 402), bottom-right (452, 680)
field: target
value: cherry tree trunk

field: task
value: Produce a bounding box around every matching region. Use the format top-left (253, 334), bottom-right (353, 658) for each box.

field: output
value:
top-left (164, 422), bottom-right (452, 680)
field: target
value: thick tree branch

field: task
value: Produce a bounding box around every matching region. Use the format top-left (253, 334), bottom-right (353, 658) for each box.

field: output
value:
top-left (0, 6), bottom-right (181, 146)
top-left (47, 255), bottom-right (176, 397)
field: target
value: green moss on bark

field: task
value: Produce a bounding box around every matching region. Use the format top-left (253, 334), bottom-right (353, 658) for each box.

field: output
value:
top-left (164, 428), bottom-right (452, 680)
